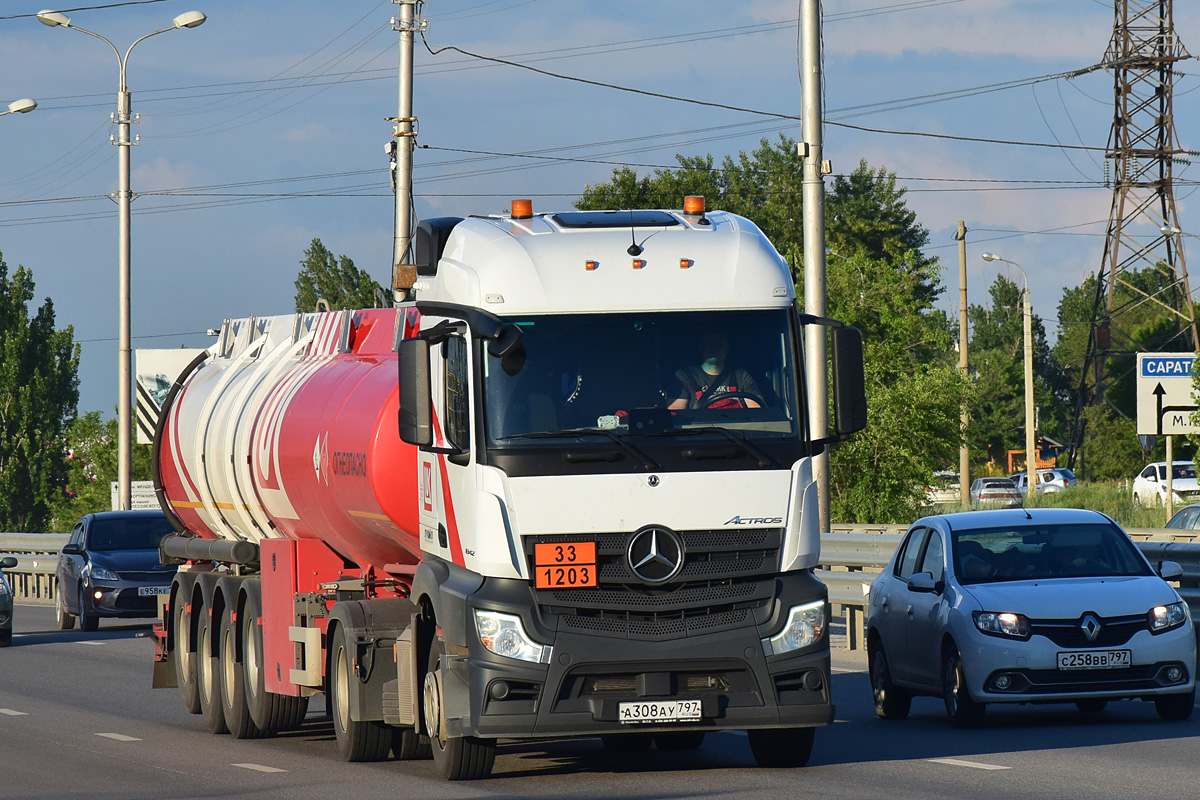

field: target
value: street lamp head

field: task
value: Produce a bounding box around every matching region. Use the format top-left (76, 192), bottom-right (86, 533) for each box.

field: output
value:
top-left (172, 11), bottom-right (207, 29)
top-left (981, 252), bottom-right (1001, 262)
top-left (7, 98), bottom-right (37, 114)
top-left (36, 10), bottom-right (70, 27)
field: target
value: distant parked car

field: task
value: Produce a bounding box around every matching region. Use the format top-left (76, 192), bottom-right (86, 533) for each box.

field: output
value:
top-left (0, 555), bottom-right (16, 646)
top-left (969, 477), bottom-right (1023, 509)
top-left (1132, 461), bottom-right (1200, 507)
top-left (55, 510), bottom-right (177, 632)
top-left (925, 471), bottom-right (961, 506)
top-left (1165, 503), bottom-right (1200, 530)
top-left (866, 508), bottom-right (1196, 726)
top-left (1008, 468), bottom-right (1077, 496)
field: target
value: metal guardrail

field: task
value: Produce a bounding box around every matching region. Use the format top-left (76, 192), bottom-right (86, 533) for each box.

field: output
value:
top-left (820, 525), bottom-right (1200, 650)
top-left (0, 533), bottom-right (68, 604)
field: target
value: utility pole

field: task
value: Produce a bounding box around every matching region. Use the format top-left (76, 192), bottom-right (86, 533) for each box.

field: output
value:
top-left (391, 0), bottom-right (422, 302)
top-left (800, 0), bottom-right (830, 532)
top-left (955, 221), bottom-right (969, 505)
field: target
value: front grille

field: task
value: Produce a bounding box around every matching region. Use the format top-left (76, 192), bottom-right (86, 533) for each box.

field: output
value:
top-left (118, 571), bottom-right (173, 582)
top-left (1030, 614), bottom-right (1147, 648)
top-left (526, 528), bottom-right (783, 641)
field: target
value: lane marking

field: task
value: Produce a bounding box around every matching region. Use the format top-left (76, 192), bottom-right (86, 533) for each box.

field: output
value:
top-left (96, 733), bottom-right (142, 742)
top-left (0, 709), bottom-right (29, 716)
top-left (233, 763), bottom-right (288, 774)
top-left (75, 641), bottom-right (105, 647)
top-left (928, 757), bottom-right (1010, 771)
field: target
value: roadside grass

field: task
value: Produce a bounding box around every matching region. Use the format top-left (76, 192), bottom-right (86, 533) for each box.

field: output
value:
top-left (1021, 481), bottom-right (1172, 528)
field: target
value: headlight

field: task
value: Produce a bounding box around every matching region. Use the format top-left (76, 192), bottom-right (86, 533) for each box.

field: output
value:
top-left (762, 600), bottom-right (825, 656)
top-left (973, 611), bottom-right (1031, 639)
top-left (89, 565), bottom-right (120, 581)
top-left (1149, 602), bottom-right (1189, 633)
top-left (474, 610), bottom-right (552, 664)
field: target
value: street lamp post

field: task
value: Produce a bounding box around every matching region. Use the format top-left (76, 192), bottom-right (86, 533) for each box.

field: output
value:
top-left (1, 98), bottom-right (38, 117)
top-left (37, 9), bottom-right (206, 511)
top-left (982, 253), bottom-right (1037, 501)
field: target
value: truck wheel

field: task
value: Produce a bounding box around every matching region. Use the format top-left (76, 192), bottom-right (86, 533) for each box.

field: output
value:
top-left (173, 577), bottom-right (201, 714)
top-left (78, 587), bottom-right (99, 632)
top-left (654, 731), bottom-right (705, 750)
top-left (392, 726), bottom-right (431, 760)
top-left (240, 584), bottom-right (305, 734)
top-left (219, 602), bottom-right (265, 739)
top-left (330, 624), bottom-right (392, 761)
top-left (424, 638), bottom-right (495, 780)
top-left (747, 727), bottom-right (814, 768)
top-left (869, 638), bottom-right (911, 719)
top-left (55, 583), bottom-right (75, 630)
top-left (196, 606), bottom-right (229, 734)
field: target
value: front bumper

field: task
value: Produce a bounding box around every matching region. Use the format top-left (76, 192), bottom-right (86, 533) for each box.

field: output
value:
top-left (442, 572), bottom-right (834, 739)
top-left (86, 581), bottom-right (171, 619)
top-left (961, 623), bottom-right (1196, 703)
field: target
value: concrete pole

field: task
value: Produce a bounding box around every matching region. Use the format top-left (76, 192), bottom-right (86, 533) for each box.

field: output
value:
top-left (800, 0), bottom-right (830, 532)
top-left (1023, 287), bottom-right (1037, 501)
top-left (117, 85), bottom-right (132, 510)
top-left (392, 0), bottom-right (418, 300)
top-left (956, 221), bottom-right (969, 506)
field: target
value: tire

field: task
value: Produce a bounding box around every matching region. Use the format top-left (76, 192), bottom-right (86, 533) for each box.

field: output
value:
top-left (241, 583), bottom-right (306, 735)
top-left (78, 588), bottom-right (99, 633)
top-left (424, 637), bottom-right (495, 780)
top-left (600, 733), bottom-right (653, 752)
top-left (1075, 698), bottom-right (1108, 713)
top-left (942, 647), bottom-right (985, 728)
top-left (196, 605), bottom-right (229, 734)
top-left (747, 727), bottom-right (815, 768)
top-left (869, 639), bottom-right (911, 720)
top-left (219, 598), bottom-right (266, 739)
top-left (173, 577), bottom-right (201, 715)
top-left (1155, 689), bottom-right (1195, 721)
top-left (330, 624), bottom-right (392, 762)
top-left (654, 731), bottom-right (705, 751)
top-left (55, 584), bottom-right (75, 631)
top-left (392, 726), bottom-right (432, 760)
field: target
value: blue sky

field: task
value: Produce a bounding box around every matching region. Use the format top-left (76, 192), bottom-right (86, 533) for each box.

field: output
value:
top-left (1, 0), bottom-right (1199, 416)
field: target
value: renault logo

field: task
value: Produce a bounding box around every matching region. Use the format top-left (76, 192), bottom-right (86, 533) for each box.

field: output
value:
top-left (627, 527), bottom-right (684, 584)
top-left (1080, 613), bottom-right (1102, 642)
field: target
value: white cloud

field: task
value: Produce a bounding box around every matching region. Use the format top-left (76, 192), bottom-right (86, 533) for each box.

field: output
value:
top-left (279, 123), bottom-right (333, 143)
top-left (132, 158), bottom-right (201, 192)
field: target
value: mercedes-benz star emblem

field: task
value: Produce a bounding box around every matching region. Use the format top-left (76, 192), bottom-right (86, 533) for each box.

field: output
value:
top-left (627, 527), bottom-right (684, 584)
top-left (1080, 613), bottom-right (1102, 642)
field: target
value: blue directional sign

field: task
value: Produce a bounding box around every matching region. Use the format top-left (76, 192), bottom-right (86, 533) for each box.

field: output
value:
top-left (1137, 353), bottom-right (1198, 435)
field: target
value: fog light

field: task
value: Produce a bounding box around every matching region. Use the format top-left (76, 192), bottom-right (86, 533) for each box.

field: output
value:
top-left (995, 674), bottom-right (1011, 689)
top-left (93, 590), bottom-right (103, 601)
top-left (1167, 666), bottom-right (1183, 683)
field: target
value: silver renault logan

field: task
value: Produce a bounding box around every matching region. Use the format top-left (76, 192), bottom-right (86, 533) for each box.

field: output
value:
top-left (866, 508), bottom-right (1195, 726)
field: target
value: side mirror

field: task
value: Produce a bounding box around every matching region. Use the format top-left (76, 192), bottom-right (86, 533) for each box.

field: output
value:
top-left (1158, 560), bottom-right (1184, 581)
top-left (398, 337), bottom-right (432, 446)
top-left (907, 571), bottom-right (938, 593)
top-left (0, 556), bottom-right (16, 569)
top-left (60, 543), bottom-right (82, 556)
top-left (832, 325), bottom-right (867, 437)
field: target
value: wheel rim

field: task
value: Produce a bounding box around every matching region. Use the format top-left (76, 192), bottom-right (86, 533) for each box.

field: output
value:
top-left (334, 644), bottom-right (350, 734)
top-left (423, 669), bottom-right (442, 743)
top-left (945, 657), bottom-right (960, 715)
top-left (176, 602), bottom-right (192, 677)
top-left (198, 616), bottom-right (212, 704)
top-left (871, 649), bottom-right (887, 703)
top-left (221, 623), bottom-right (237, 708)
top-left (55, 588), bottom-right (64, 623)
top-left (244, 619), bottom-right (260, 702)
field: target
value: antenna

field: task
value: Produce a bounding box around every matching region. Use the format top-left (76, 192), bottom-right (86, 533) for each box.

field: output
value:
top-left (627, 209), bottom-right (642, 256)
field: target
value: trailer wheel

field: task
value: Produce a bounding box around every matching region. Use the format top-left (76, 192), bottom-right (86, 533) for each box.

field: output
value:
top-left (172, 576), bottom-right (201, 714)
top-left (219, 598), bottom-right (266, 739)
top-left (747, 727), bottom-right (814, 768)
top-left (55, 583), bottom-right (75, 630)
top-left (424, 638), bottom-right (495, 780)
top-left (196, 605), bottom-right (229, 734)
top-left (330, 624), bottom-right (392, 761)
top-left (240, 583), bottom-right (307, 734)
top-left (392, 726), bottom-right (431, 760)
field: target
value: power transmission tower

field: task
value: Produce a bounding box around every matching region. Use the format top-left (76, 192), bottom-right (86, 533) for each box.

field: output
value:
top-left (1071, 0), bottom-right (1197, 470)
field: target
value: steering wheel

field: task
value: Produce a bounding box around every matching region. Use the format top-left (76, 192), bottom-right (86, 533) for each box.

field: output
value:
top-left (700, 391), bottom-right (762, 409)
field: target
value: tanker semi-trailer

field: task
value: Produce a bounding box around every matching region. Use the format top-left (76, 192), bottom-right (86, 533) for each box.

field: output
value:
top-left (150, 197), bottom-right (867, 780)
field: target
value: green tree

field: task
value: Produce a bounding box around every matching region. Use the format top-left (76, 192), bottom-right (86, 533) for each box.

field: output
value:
top-left (294, 238), bottom-right (389, 312)
top-left (0, 254), bottom-right (80, 531)
top-left (577, 145), bottom-right (963, 522)
top-left (47, 411), bottom-right (153, 531)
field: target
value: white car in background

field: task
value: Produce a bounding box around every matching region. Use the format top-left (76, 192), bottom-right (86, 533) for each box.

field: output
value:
top-left (1132, 461), bottom-right (1200, 507)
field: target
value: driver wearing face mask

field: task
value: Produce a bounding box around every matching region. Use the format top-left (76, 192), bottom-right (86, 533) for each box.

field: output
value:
top-left (668, 333), bottom-right (764, 410)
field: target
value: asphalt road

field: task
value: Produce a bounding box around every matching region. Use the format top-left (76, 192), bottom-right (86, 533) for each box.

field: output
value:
top-left (2, 603), bottom-right (1200, 800)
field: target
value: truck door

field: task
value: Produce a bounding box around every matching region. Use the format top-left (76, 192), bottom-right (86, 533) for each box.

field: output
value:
top-left (417, 328), bottom-right (472, 564)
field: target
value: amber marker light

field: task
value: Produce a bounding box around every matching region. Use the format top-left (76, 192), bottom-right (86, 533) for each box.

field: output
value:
top-left (683, 195), bottom-right (705, 215)
top-left (680, 258), bottom-right (692, 269)
top-left (511, 199), bottom-right (533, 218)
top-left (585, 260), bottom-right (598, 271)
top-left (632, 259), bottom-right (646, 269)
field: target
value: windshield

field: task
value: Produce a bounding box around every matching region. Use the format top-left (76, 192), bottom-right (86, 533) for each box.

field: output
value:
top-left (483, 309), bottom-right (803, 447)
top-left (952, 523), bottom-right (1151, 584)
top-left (89, 516), bottom-right (174, 551)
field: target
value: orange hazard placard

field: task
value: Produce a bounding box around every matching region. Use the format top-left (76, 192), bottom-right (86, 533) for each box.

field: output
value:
top-left (534, 542), bottom-right (597, 588)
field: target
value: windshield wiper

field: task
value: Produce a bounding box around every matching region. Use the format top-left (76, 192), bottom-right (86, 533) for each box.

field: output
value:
top-left (496, 428), bottom-right (658, 469)
top-left (644, 426), bottom-right (778, 468)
